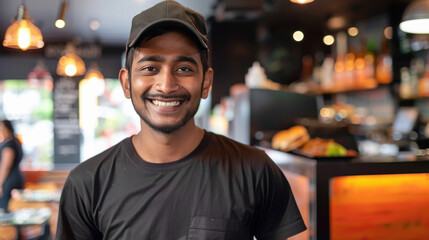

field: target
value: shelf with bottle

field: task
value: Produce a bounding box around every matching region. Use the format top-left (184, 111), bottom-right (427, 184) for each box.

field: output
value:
top-left (320, 26), bottom-right (393, 95)
top-left (287, 26), bottom-right (394, 96)
top-left (301, 50), bottom-right (393, 95)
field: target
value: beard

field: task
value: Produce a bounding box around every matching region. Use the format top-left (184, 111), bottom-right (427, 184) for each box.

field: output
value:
top-left (131, 91), bottom-right (201, 134)
top-left (140, 102), bottom-right (199, 134)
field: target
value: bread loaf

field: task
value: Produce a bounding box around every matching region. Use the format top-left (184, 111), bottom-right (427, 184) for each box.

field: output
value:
top-left (271, 125), bottom-right (310, 152)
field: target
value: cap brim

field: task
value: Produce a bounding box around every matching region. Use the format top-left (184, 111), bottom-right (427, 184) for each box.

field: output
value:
top-left (127, 19), bottom-right (208, 50)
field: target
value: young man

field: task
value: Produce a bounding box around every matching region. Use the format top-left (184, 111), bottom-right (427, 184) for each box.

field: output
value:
top-left (56, 1), bottom-right (306, 239)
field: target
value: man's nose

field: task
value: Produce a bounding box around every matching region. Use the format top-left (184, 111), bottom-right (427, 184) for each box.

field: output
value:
top-left (155, 70), bottom-right (179, 93)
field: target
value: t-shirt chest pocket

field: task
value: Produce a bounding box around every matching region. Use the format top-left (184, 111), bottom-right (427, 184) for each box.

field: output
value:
top-left (187, 216), bottom-right (250, 240)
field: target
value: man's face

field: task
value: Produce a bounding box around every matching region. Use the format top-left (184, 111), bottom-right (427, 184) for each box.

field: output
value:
top-left (120, 30), bottom-right (212, 134)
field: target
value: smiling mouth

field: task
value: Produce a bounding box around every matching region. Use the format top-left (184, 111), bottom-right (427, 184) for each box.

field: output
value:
top-left (151, 99), bottom-right (181, 107)
top-left (145, 93), bottom-right (190, 108)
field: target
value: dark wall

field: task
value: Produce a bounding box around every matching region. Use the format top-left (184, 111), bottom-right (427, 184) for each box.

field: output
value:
top-left (208, 15), bottom-right (323, 107)
top-left (209, 18), bottom-right (259, 107)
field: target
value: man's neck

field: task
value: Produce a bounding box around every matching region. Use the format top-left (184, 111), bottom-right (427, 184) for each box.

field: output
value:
top-left (132, 122), bottom-right (205, 164)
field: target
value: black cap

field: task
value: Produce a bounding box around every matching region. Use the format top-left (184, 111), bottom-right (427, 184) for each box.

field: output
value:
top-left (126, 0), bottom-right (208, 55)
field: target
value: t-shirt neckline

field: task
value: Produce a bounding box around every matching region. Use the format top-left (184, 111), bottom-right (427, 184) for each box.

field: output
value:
top-left (125, 130), bottom-right (210, 171)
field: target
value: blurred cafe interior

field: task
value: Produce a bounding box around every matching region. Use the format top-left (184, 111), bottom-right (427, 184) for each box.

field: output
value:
top-left (1, 0), bottom-right (429, 239)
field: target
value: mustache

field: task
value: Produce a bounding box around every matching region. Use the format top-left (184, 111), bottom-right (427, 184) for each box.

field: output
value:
top-left (142, 92), bottom-right (191, 101)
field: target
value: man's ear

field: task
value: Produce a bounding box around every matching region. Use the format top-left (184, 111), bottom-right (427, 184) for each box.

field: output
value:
top-left (202, 68), bottom-right (213, 99)
top-left (119, 68), bottom-right (131, 99)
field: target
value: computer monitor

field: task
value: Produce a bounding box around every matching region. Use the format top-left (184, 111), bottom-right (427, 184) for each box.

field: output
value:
top-left (392, 107), bottom-right (419, 139)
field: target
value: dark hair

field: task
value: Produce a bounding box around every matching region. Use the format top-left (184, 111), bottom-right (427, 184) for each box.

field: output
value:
top-left (1, 120), bottom-right (15, 136)
top-left (125, 26), bottom-right (210, 80)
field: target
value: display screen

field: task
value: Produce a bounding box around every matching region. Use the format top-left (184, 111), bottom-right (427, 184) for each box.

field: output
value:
top-left (392, 107), bottom-right (418, 134)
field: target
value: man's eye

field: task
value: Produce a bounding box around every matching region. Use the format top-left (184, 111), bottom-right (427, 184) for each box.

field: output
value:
top-left (177, 67), bottom-right (192, 72)
top-left (143, 66), bottom-right (157, 71)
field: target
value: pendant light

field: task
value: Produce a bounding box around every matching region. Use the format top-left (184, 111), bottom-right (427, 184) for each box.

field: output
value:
top-left (83, 62), bottom-right (105, 96)
top-left (3, 2), bottom-right (44, 50)
top-left (55, 1), bottom-right (68, 29)
top-left (399, 0), bottom-right (429, 34)
top-left (27, 60), bottom-right (53, 90)
top-left (57, 43), bottom-right (86, 77)
top-left (84, 63), bottom-right (104, 81)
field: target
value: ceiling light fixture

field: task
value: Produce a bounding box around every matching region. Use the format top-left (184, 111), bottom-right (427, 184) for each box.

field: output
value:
top-left (55, 1), bottom-right (68, 29)
top-left (2, 2), bottom-right (44, 51)
top-left (57, 43), bottom-right (86, 77)
top-left (27, 60), bottom-right (53, 90)
top-left (399, 0), bottom-right (429, 34)
top-left (290, 0), bottom-right (314, 4)
top-left (84, 63), bottom-right (104, 82)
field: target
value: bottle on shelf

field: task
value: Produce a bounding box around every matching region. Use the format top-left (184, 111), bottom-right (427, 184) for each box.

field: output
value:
top-left (375, 35), bottom-right (392, 84)
top-left (409, 59), bottom-right (420, 98)
top-left (334, 53), bottom-right (346, 90)
top-left (400, 67), bottom-right (412, 99)
top-left (354, 50), bottom-right (366, 86)
top-left (320, 56), bottom-right (335, 91)
top-left (354, 38), bottom-right (377, 89)
top-left (418, 55), bottom-right (429, 97)
top-left (344, 52), bottom-right (356, 88)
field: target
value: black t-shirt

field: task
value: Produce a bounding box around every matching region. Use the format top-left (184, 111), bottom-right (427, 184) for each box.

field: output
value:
top-left (1, 138), bottom-right (23, 169)
top-left (0, 138), bottom-right (24, 211)
top-left (56, 131), bottom-right (306, 240)
top-left (0, 138), bottom-right (23, 184)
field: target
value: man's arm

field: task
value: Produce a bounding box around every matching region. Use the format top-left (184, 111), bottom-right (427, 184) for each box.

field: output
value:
top-left (253, 157), bottom-right (307, 240)
top-left (56, 175), bottom-right (102, 240)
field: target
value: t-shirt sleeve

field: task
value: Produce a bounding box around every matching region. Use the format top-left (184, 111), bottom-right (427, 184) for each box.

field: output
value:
top-left (55, 172), bottom-right (102, 240)
top-left (253, 156), bottom-right (307, 240)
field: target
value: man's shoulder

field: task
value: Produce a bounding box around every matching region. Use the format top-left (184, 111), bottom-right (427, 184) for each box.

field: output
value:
top-left (205, 131), bottom-right (271, 165)
top-left (208, 131), bottom-right (266, 153)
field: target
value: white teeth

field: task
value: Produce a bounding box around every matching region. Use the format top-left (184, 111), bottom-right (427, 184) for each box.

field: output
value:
top-left (152, 100), bottom-right (181, 107)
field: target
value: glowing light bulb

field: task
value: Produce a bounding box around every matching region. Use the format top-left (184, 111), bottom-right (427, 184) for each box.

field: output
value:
top-left (65, 64), bottom-right (77, 76)
top-left (293, 31), bottom-right (304, 42)
top-left (18, 20), bottom-right (31, 50)
top-left (55, 19), bottom-right (65, 28)
top-left (290, 0), bottom-right (314, 4)
top-left (348, 27), bottom-right (359, 37)
top-left (323, 35), bottom-right (335, 45)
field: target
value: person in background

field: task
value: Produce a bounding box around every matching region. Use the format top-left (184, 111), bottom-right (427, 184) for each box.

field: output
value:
top-left (0, 120), bottom-right (24, 212)
top-left (56, 1), bottom-right (307, 239)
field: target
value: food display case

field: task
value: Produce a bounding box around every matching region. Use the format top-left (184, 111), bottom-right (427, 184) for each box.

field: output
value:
top-left (230, 88), bottom-right (321, 146)
top-left (264, 148), bottom-right (429, 240)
